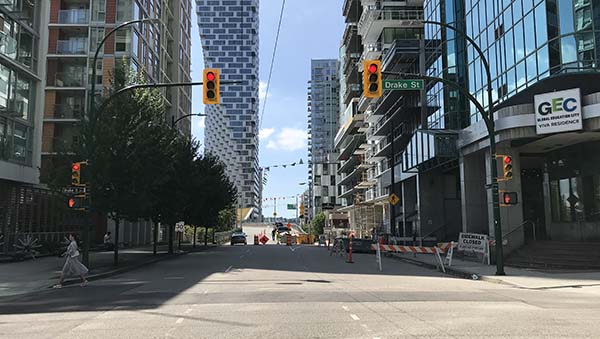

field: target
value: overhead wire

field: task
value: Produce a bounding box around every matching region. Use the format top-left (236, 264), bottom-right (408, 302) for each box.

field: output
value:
top-left (258, 0), bottom-right (286, 129)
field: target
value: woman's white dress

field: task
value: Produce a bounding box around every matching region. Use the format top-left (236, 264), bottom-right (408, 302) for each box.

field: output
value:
top-left (62, 240), bottom-right (89, 276)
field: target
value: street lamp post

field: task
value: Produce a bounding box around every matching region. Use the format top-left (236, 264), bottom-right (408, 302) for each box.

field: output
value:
top-left (171, 113), bottom-right (207, 128)
top-left (420, 20), bottom-right (504, 275)
top-left (82, 18), bottom-right (160, 267)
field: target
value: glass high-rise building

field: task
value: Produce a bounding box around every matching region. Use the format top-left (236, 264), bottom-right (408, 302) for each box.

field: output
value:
top-left (196, 0), bottom-right (260, 217)
top-left (418, 0), bottom-right (600, 264)
top-left (307, 59), bottom-right (340, 218)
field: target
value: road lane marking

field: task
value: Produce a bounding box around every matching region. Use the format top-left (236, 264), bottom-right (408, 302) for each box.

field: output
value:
top-left (204, 290), bottom-right (208, 295)
top-left (350, 314), bottom-right (360, 321)
top-left (225, 265), bottom-right (233, 273)
top-left (176, 318), bottom-right (184, 324)
top-left (342, 306), bottom-right (349, 311)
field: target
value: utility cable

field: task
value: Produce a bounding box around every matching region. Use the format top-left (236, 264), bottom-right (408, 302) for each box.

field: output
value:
top-left (259, 0), bottom-right (286, 129)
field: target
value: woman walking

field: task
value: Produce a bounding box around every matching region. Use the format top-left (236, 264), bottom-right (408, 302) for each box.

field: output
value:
top-left (53, 233), bottom-right (89, 288)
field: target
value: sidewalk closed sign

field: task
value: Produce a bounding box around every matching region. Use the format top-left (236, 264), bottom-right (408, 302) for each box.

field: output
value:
top-left (458, 232), bottom-right (488, 254)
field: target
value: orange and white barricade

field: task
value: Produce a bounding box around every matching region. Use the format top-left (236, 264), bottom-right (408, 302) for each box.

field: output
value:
top-left (437, 241), bottom-right (458, 267)
top-left (371, 243), bottom-right (447, 272)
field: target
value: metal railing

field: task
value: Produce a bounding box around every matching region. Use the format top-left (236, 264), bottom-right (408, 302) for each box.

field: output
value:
top-left (50, 71), bottom-right (86, 87)
top-left (359, 9), bottom-right (424, 36)
top-left (503, 220), bottom-right (536, 242)
top-left (58, 9), bottom-right (89, 24)
top-left (54, 104), bottom-right (84, 119)
top-left (56, 39), bottom-right (87, 54)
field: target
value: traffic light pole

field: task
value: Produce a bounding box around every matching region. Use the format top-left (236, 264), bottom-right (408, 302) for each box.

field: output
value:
top-left (383, 69), bottom-right (505, 275)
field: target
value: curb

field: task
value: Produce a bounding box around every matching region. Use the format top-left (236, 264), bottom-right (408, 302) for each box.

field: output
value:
top-left (52, 250), bottom-right (189, 288)
top-left (385, 252), bottom-right (493, 281)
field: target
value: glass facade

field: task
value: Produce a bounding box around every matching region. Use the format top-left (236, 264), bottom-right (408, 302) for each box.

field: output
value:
top-left (0, 5), bottom-right (37, 166)
top-left (424, 0), bottom-right (600, 127)
top-left (464, 0), bottom-right (598, 123)
top-left (547, 142), bottom-right (600, 223)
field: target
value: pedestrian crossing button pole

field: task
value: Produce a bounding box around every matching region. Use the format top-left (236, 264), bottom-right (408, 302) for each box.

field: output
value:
top-left (347, 234), bottom-right (354, 264)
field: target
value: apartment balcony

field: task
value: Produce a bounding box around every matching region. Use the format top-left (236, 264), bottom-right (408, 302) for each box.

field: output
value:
top-left (56, 38), bottom-right (87, 55)
top-left (57, 9), bottom-right (89, 25)
top-left (358, 8), bottom-right (424, 43)
top-left (342, 0), bottom-right (361, 23)
top-left (0, 31), bottom-right (17, 59)
top-left (47, 71), bottom-right (86, 88)
top-left (343, 52), bottom-right (361, 76)
top-left (342, 24), bottom-right (361, 54)
top-left (362, 42), bottom-right (383, 62)
top-left (46, 104), bottom-right (84, 121)
top-left (402, 130), bottom-right (458, 172)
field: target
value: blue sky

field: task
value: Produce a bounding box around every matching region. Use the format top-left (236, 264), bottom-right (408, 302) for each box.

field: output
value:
top-left (190, 1), bottom-right (345, 219)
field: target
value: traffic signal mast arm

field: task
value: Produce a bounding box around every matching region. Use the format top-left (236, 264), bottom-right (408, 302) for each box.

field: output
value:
top-left (95, 79), bottom-right (243, 114)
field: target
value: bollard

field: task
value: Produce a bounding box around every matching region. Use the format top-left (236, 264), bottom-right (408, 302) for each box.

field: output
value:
top-left (254, 234), bottom-right (259, 245)
top-left (347, 235), bottom-right (354, 263)
top-left (286, 234), bottom-right (292, 246)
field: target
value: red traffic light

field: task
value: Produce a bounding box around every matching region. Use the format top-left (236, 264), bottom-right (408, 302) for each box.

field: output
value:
top-left (368, 63), bottom-right (378, 74)
top-left (68, 198), bottom-right (76, 208)
top-left (206, 72), bottom-right (215, 81)
top-left (72, 163), bottom-right (80, 171)
top-left (503, 156), bottom-right (512, 164)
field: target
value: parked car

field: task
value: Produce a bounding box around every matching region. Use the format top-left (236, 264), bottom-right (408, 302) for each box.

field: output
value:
top-left (230, 232), bottom-right (247, 246)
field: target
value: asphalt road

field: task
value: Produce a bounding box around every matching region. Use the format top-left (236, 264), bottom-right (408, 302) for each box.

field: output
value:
top-left (2, 241), bottom-right (600, 338)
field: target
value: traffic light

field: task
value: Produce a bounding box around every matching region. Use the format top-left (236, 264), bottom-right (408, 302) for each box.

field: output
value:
top-left (503, 156), bottom-right (513, 179)
top-left (67, 195), bottom-right (86, 210)
top-left (363, 60), bottom-right (382, 98)
top-left (203, 68), bottom-right (220, 104)
top-left (71, 162), bottom-right (82, 186)
top-left (502, 192), bottom-right (518, 205)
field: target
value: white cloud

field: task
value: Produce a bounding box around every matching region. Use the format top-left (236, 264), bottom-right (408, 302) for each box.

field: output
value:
top-left (259, 127), bottom-right (275, 140)
top-left (197, 116), bottom-right (206, 129)
top-left (265, 128), bottom-right (307, 151)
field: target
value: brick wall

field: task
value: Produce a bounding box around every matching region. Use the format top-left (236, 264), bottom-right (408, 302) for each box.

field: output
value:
top-left (47, 29), bottom-right (59, 54)
top-left (49, 0), bottom-right (59, 24)
top-left (104, 32), bottom-right (115, 54)
top-left (106, 0), bottom-right (116, 24)
top-left (44, 91), bottom-right (56, 118)
top-left (103, 58), bottom-right (114, 89)
top-left (42, 124), bottom-right (55, 153)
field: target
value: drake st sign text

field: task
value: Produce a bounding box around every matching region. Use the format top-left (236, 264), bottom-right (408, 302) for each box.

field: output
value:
top-left (383, 79), bottom-right (424, 91)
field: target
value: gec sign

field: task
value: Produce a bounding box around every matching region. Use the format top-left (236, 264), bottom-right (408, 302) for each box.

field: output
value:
top-left (534, 88), bottom-right (582, 135)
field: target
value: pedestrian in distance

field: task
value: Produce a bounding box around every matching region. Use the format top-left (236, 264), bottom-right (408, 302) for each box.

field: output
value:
top-left (53, 233), bottom-right (89, 288)
top-left (103, 231), bottom-right (113, 251)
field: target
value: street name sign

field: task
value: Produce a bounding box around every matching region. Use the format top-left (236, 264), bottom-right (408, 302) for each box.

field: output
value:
top-left (287, 204), bottom-right (296, 210)
top-left (62, 186), bottom-right (86, 195)
top-left (383, 79), bottom-right (424, 91)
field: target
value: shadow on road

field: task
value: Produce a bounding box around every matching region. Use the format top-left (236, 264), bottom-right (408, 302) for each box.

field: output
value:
top-left (0, 244), bottom-right (446, 315)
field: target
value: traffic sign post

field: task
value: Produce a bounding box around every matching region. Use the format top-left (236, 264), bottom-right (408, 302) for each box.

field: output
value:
top-left (383, 79), bottom-right (424, 91)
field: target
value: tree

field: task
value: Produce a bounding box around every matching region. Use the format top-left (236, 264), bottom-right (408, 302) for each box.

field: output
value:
top-left (87, 62), bottom-right (173, 265)
top-left (217, 208), bottom-right (237, 232)
top-left (311, 212), bottom-right (326, 235)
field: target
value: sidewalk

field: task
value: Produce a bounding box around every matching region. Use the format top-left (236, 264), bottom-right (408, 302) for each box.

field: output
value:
top-left (0, 243), bottom-right (207, 298)
top-left (387, 252), bottom-right (600, 289)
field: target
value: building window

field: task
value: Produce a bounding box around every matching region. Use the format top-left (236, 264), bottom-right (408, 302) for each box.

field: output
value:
top-left (117, 0), bottom-right (133, 22)
top-left (92, 0), bottom-right (106, 22)
top-left (115, 29), bottom-right (131, 52)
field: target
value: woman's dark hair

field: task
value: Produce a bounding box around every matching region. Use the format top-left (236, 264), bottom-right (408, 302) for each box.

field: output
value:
top-left (69, 233), bottom-right (77, 240)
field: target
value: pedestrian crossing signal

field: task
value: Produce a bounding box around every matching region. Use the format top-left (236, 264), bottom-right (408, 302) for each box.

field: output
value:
top-left (203, 68), bottom-right (220, 104)
top-left (502, 192), bottom-right (518, 205)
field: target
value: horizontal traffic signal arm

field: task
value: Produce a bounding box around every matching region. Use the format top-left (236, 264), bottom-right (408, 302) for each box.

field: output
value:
top-left (95, 81), bottom-right (244, 114)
